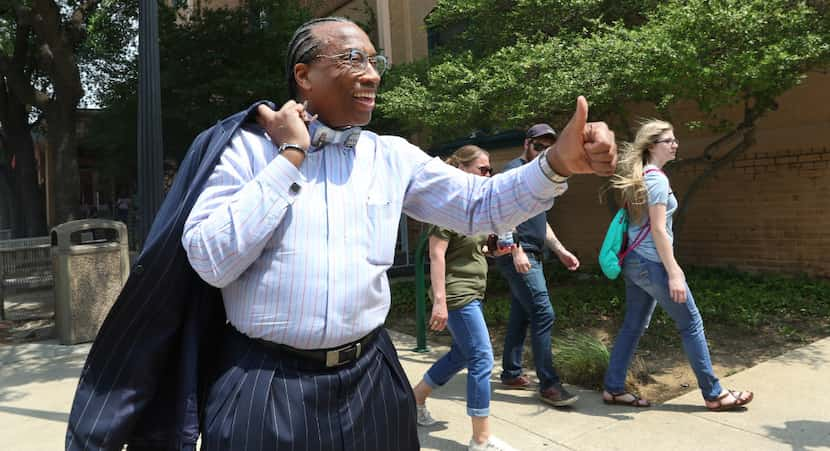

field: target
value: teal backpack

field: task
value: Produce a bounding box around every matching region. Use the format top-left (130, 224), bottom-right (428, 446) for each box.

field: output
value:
top-left (598, 169), bottom-right (663, 279)
top-left (598, 208), bottom-right (650, 279)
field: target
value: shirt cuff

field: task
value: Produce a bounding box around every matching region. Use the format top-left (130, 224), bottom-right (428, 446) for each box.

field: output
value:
top-left (257, 154), bottom-right (304, 204)
top-left (521, 157), bottom-right (569, 200)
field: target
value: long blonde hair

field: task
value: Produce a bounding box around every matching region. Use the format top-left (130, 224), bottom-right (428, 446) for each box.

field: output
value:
top-left (445, 144), bottom-right (489, 171)
top-left (611, 119), bottom-right (673, 223)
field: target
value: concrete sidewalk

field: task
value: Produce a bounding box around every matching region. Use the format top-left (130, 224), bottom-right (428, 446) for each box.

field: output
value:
top-left (1, 332), bottom-right (828, 451)
top-left (393, 330), bottom-right (830, 451)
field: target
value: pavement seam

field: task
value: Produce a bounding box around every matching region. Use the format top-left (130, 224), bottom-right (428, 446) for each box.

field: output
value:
top-left (686, 411), bottom-right (783, 442)
top-left (437, 394), bottom-right (579, 450)
top-left (560, 416), bottom-right (639, 446)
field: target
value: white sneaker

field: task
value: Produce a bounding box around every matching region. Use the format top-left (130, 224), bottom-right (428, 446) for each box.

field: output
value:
top-left (416, 404), bottom-right (437, 426)
top-left (468, 435), bottom-right (519, 451)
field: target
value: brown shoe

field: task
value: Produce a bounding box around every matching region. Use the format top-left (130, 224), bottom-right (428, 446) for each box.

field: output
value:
top-left (539, 384), bottom-right (579, 407)
top-left (706, 390), bottom-right (753, 412)
top-left (499, 375), bottom-right (532, 390)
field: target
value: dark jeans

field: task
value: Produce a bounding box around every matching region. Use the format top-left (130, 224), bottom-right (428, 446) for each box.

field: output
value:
top-left (603, 252), bottom-right (722, 400)
top-left (496, 253), bottom-right (560, 390)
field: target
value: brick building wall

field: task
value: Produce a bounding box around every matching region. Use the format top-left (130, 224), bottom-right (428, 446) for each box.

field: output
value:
top-left (484, 72), bottom-right (830, 278)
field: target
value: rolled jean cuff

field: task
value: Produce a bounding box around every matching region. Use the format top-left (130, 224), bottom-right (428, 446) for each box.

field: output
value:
top-left (467, 406), bottom-right (490, 417)
top-left (423, 372), bottom-right (440, 389)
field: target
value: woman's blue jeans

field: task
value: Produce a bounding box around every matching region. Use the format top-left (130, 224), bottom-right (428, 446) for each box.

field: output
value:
top-left (424, 300), bottom-right (494, 417)
top-left (603, 253), bottom-right (723, 401)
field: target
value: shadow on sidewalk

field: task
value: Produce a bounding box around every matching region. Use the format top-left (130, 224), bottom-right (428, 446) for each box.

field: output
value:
top-left (765, 420), bottom-right (830, 451)
top-left (0, 343), bottom-right (87, 403)
top-left (771, 345), bottom-right (830, 371)
top-left (0, 404), bottom-right (68, 423)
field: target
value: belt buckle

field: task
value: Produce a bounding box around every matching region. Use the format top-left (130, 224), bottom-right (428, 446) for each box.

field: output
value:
top-left (325, 341), bottom-right (363, 367)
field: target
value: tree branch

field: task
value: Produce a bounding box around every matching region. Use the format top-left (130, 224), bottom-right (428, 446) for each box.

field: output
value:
top-left (0, 77), bottom-right (9, 125)
top-left (673, 128), bottom-right (756, 233)
top-left (12, 8), bottom-right (32, 66)
top-left (29, 0), bottom-right (84, 102)
top-left (671, 97), bottom-right (772, 234)
top-left (68, 0), bottom-right (103, 46)
top-left (0, 54), bottom-right (51, 110)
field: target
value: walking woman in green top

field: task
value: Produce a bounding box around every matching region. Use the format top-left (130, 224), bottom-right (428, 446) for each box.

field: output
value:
top-left (411, 145), bottom-right (518, 451)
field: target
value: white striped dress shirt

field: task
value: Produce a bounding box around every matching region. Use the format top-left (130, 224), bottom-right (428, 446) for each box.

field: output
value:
top-left (182, 123), bottom-right (567, 349)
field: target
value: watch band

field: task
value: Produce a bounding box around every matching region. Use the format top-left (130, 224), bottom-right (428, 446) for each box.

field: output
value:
top-left (278, 143), bottom-right (307, 156)
top-left (538, 149), bottom-right (570, 183)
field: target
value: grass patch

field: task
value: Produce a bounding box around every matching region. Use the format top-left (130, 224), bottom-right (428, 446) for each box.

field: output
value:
top-left (553, 333), bottom-right (610, 390)
top-left (389, 264), bottom-right (830, 334)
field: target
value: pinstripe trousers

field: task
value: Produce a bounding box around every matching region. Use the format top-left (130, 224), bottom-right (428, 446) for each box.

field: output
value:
top-left (201, 325), bottom-right (420, 451)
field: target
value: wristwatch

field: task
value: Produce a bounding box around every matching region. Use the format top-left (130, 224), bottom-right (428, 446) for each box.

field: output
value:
top-left (538, 149), bottom-right (570, 184)
top-left (278, 143), bottom-right (307, 156)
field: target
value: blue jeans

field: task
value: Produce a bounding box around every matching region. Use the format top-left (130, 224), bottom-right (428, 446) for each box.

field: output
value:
top-left (424, 300), bottom-right (494, 417)
top-left (604, 253), bottom-right (723, 400)
top-left (496, 253), bottom-right (560, 390)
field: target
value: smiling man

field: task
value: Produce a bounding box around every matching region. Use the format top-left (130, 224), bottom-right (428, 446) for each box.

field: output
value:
top-left (190, 17), bottom-right (617, 450)
top-left (67, 16), bottom-right (617, 451)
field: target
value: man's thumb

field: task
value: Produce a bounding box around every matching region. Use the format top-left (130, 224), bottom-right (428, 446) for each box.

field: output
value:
top-left (565, 96), bottom-right (589, 136)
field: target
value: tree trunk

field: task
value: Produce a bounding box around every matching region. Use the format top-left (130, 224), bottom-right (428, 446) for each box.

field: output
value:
top-left (671, 126), bottom-right (757, 235)
top-left (48, 103), bottom-right (81, 223)
top-left (7, 128), bottom-right (46, 236)
top-left (1, 92), bottom-right (47, 237)
top-left (0, 166), bottom-right (16, 232)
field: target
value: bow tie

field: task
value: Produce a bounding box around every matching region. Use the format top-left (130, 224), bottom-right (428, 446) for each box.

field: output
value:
top-left (308, 121), bottom-right (362, 151)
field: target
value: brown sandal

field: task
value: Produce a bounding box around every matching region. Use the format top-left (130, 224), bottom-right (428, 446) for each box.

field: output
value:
top-left (706, 390), bottom-right (754, 412)
top-left (603, 391), bottom-right (651, 407)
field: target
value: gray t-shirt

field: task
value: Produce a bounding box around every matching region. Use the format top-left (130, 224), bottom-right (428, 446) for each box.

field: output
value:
top-left (629, 165), bottom-right (677, 263)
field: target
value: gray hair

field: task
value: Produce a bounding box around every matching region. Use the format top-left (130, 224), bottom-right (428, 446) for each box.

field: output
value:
top-left (286, 17), bottom-right (356, 99)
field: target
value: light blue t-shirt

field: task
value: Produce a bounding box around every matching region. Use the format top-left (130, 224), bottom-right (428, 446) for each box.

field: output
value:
top-left (629, 165), bottom-right (677, 263)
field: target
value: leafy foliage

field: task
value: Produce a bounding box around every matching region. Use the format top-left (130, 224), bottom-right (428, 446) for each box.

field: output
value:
top-left (0, 0), bottom-right (136, 229)
top-left (377, 0), bottom-right (830, 145)
top-left (389, 264), bottom-right (830, 337)
top-left (85, 0), bottom-right (311, 177)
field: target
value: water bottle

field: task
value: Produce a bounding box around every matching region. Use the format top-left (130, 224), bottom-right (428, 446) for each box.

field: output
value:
top-left (497, 231), bottom-right (516, 249)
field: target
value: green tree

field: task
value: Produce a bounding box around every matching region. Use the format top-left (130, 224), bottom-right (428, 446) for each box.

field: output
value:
top-left (0, 0), bottom-right (134, 235)
top-left (86, 0), bottom-right (310, 181)
top-left (378, 0), bottom-right (830, 230)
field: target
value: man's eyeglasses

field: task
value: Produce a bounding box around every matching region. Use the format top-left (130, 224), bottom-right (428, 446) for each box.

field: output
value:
top-left (531, 142), bottom-right (549, 153)
top-left (655, 138), bottom-right (680, 145)
top-left (314, 48), bottom-right (388, 77)
top-left (477, 166), bottom-right (493, 176)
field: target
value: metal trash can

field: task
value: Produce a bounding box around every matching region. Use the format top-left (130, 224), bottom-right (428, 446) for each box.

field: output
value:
top-left (52, 219), bottom-right (129, 345)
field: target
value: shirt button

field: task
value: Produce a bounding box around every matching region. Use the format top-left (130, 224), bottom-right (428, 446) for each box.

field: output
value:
top-left (290, 182), bottom-right (301, 193)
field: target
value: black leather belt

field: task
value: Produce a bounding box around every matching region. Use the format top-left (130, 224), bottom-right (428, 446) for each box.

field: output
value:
top-left (251, 328), bottom-right (380, 368)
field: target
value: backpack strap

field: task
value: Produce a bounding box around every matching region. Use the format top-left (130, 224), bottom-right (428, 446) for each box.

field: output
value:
top-left (616, 168), bottom-right (667, 263)
top-left (617, 223), bottom-right (650, 263)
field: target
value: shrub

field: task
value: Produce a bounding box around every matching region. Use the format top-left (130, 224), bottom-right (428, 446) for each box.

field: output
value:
top-left (554, 333), bottom-right (610, 390)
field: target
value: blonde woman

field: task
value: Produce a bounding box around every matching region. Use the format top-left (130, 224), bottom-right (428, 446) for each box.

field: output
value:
top-left (603, 120), bottom-right (753, 411)
top-left (412, 145), bottom-right (517, 451)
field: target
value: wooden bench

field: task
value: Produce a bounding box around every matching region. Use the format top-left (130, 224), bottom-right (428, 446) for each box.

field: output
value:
top-left (0, 236), bottom-right (53, 320)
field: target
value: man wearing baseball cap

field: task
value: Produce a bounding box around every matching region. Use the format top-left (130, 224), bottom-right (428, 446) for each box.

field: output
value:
top-left (494, 123), bottom-right (582, 407)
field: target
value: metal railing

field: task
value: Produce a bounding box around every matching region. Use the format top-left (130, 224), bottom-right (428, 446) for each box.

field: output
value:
top-left (412, 231), bottom-right (429, 352)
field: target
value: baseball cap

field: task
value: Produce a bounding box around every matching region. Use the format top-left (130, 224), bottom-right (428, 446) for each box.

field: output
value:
top-left (526, 123), bottom-right (557, 139)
